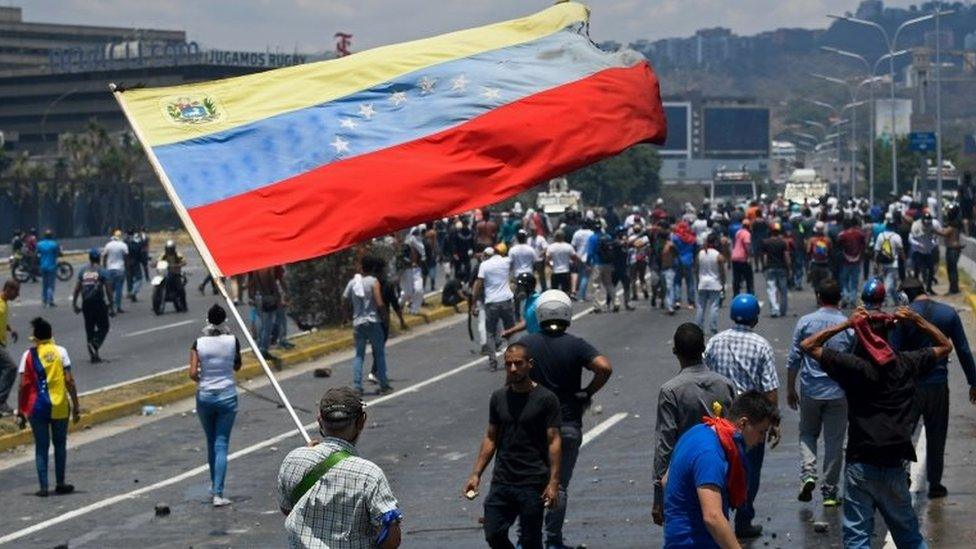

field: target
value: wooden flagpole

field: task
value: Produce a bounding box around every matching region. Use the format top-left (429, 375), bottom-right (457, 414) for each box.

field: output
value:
top-left (109, 84), bottom-right (311, 443)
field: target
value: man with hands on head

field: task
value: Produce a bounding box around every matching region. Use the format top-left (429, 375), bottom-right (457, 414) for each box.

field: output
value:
top-left (801, 304), bottom-right (952, 549)
top-left (465, 342), bottom-right (562, 549)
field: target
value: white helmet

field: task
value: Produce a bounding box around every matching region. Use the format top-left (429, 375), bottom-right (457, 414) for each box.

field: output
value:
top-left (535, 290), bottom-right (573, 330)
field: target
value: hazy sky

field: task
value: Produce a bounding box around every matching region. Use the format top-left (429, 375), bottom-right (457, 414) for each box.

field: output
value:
top-left (14, 0), bottom-right (924, 53)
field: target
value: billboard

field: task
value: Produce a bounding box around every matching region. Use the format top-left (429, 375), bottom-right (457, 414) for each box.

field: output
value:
top-left (703, 106), bottom-right (770, 157)
top-left (875, 99), bottom-right (912, 139)
top-left (659, 102), bottom-right (691, 157)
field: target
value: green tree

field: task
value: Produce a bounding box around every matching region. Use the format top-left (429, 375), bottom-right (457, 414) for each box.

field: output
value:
top-left (861, 137), bottom-right (930, 199)
top-left (567, 144), bottom-right (661, 206)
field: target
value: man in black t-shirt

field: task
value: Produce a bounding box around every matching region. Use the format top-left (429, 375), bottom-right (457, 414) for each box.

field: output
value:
top-left (465, 343), bottom-right (561, 549)
top-left (801, 306), bottom-right (952, 548)
top-left (761, 224), bottom-right (791, 318)
top-left (72, 249), bottom-right (113, 363)
top-left (518, 290), bottom-right (612, 548)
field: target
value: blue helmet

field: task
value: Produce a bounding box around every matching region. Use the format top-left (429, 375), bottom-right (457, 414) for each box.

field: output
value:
top-left (730, 294), bottom-right (760, 324)
top-left (88, 247), bottom-right (101, 262)
top-left (861, 277), bottom-right (886, 309)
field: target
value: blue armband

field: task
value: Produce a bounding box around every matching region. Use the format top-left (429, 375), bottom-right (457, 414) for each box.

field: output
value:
top-left (376, 508), bottom-right (403, 545)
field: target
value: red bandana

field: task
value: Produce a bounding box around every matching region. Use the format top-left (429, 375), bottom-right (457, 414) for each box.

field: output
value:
top-left (851, 312), bottom-right (896, 367)
top-left (701, 416), bottom-right (748, 509)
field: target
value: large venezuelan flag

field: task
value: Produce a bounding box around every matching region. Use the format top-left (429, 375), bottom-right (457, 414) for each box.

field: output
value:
top-left (115, 2), bottom-right (666, 276)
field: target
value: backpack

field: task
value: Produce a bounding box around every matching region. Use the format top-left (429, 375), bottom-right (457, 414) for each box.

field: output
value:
top-left (79, 269), bottom-right (105, 304)
top-left (597, 234), bottom-right (615, 262)
top-left (810, 238), bottom-right (830, 263)
top-left (876, 233), bottom-right (895, 264)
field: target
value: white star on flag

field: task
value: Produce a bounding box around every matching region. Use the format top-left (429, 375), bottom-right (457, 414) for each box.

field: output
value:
top-left (358, 103), bottom-right (376, 119)
top-left (388, 91), bottom-right (408, 106)
top-left (330, 136), bottom-right (350, 154)
top-left (481, 87), bottom-right (501, 100)
top-left (340, 118), bottom-right (358, 129)
top-left (419, 76), bottom-right (437, 94)
top-left (451, 74), bottom-right (469, 92)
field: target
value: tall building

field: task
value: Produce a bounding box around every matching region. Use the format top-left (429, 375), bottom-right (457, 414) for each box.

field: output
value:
top-left (655, 94), bottom-right (771, 189)
top-left (0, 6), bottom-right (318, 155)
top-left (0, 6), bottom-right (185, 72)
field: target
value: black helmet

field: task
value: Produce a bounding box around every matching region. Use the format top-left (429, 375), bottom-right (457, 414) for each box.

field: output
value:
top-left (515, 271), bottom-right (537, 291)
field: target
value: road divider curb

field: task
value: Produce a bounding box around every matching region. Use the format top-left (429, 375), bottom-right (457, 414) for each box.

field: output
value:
top-left (0, 300), bottom-right (466, 453)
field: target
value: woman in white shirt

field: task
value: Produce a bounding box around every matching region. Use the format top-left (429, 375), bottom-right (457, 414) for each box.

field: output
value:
top-left (695, 232), bottom-right (726, 335)
top-left (189, 304), bottom-right (242, 507)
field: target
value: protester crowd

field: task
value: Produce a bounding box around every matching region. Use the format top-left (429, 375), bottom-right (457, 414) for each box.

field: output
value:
top-left (4, 188), bottom-right (976, 548)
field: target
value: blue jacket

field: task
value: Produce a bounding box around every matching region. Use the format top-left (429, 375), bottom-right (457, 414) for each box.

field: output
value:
top-left (892, 298), bottom-right (976, 387)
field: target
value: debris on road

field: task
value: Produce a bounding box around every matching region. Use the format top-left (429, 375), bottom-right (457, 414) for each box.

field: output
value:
top-left (313, 368), bottom-right (332, 378)
top-left (813, 522), bottom-right (829, 533)
top-left (154, 503), bottom-right (171, 517)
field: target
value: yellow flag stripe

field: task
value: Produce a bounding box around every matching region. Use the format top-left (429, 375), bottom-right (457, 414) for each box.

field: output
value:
top-left (118, 2), bottom-right (589, 148)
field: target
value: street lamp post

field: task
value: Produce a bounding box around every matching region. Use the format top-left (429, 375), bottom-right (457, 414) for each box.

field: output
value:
top-left (828, 12), bottom-right (939, 197)
top-left (806, 100), bottom-right (856, 198)
top-left (812, 73), bottom-right (884, 201)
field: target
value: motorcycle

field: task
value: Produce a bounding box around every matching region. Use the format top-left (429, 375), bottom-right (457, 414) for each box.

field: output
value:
top-left (151, 260), bottom-right (189, 314)
top-left (10, 252), bottom-right (73, 283)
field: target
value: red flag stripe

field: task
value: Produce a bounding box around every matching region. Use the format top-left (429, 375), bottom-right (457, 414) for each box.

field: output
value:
top-left (188, 62), bottom-right (666, 275)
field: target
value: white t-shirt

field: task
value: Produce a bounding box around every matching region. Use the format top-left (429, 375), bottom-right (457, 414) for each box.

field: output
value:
top-left (508, 244), bottom-right (537, 275)
top-left (477, 255), bottom-right (514, 304)
top-left (531, 235), bottom-right (549, 256)
top-left (874, 230), bottom-right (904, 269)
top-left (909, 220), bottom-right (942, 254)
top-left (103, 239), bottom-right (128, 271)
top-left (547, 242), bottom-right (576, 274)
top-left (571, 229), bottom-right (593, 262)
top-left (697, 248), bottom-right (723, 291)
top-left (18, 345), bottom-right (71, 373)
top-left (692, 219), bottom-right (710, 245)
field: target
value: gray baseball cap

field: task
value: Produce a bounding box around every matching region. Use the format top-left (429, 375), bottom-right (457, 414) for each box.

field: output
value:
top-left (319, 387), bottom-right (364, 423)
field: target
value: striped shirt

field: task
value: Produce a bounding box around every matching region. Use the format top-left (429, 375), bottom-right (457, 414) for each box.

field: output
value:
top-left (704, 325), bottom-right (779, 393)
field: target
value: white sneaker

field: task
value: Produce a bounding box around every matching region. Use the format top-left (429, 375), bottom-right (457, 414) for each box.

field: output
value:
top-left (367, 372), bottom-right (379, 384)
top-left (213, 495), bottom-right (232, 507)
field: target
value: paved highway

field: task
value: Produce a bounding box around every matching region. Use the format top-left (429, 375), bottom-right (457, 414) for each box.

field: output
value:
top-left (1, 277), bottom-right (974, 547)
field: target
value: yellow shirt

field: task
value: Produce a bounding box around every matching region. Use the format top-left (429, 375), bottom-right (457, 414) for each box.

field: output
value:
top-left (0, 297), bottom-right (8, 347)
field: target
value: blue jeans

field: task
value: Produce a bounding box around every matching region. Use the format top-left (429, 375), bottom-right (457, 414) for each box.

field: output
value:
top-left (544, 424), bottom-right (582, 545)
top-left (29, 415), bottom-right (68, 490)
top-left (735, 442), bottom-right (764, 531)
top-left (695, 289), bottom-right (721, 334)
top-left (353, 321), bottom-right (388, 390)
top-left (253, 303), bottom-right (276, 354)
top-left (662, 268), bottom-right (676, 312)
top-left (840, 263), bottom-right (860, 306)
top-left (792, 249), bottom-right (806, 289)
top-left (197, 388), bottom-right (238, 497)
top-left (879, 266), bottom-right (900, 305)
top-left (576, 265), bottom-right (590, 300)
top-left (765, 268), bottom-right (788, 317)
top-left (674, 263), bottom-right (697, 304)
top-left (41, 269), bottom-right (56, 306)
top-left (843, 462), bottom-right (926, 549)
top-left (107, 269), bottom-right (125, 310)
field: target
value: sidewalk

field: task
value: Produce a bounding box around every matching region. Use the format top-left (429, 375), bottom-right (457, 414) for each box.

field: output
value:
top-left (0, 293), bottom-right (465, 452)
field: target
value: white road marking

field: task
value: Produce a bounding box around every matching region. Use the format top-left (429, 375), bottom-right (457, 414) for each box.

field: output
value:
top-left (882, 426), bottom-right (926, 549)
top-left (581, 413), bottom-right (629, 448)
top-left (123, 320), bottom-right (197, 337)
top-left (0, 300), bottom-right (604, 544)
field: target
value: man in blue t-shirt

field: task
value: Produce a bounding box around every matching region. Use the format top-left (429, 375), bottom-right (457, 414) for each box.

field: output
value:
top-left (36, 230), bottom-right (61, 307)
top-left (663, 391), bottom-right (780, 548)
top-left (502, 272), bottom-right (541, 339)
